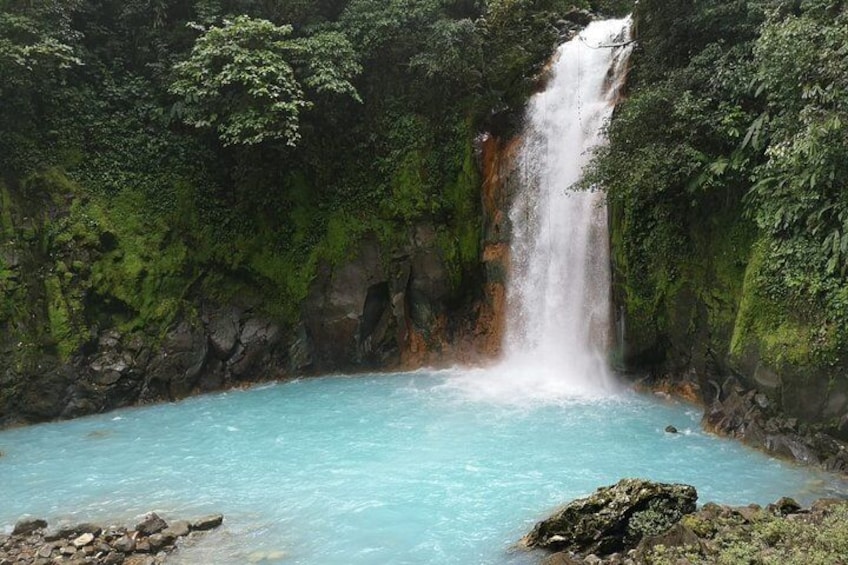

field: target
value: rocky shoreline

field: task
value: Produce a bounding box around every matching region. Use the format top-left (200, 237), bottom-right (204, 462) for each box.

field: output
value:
top-left (639, 375), bottom-right (848, 475)
top-left (0, 512), bottom-right (222, 565)
top-left (523, 478), bottom-right (848, 565)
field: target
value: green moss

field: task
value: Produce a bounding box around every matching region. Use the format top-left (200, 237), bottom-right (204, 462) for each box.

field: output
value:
top-left (645, 504), bottom-right (848, 565)
top-left (44, 274), bottom-right (83, 359)
top-left (22, 167), bottom-right (81, 199)
top-left (76, 190), bottom-right (195, 332)
top-left (0, 182), bottom-right (14, 237)
top-left (384, 150), bottom-right (435, 221)
top-left (730, 240), bottom-right (820, 368)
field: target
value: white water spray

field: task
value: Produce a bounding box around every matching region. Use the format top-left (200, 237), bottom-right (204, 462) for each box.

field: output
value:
top-left (502, 18), bottom-right (633, 397)
top-left (441, 18), bottom-right (633, 403)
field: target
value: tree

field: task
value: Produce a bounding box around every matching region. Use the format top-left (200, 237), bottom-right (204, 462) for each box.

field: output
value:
top-left (749, 0), bottom-right (848, 276)
top-left (0, 11), bottom-right (81, 93)
top-left (169, 15), bottom-right (361, 146)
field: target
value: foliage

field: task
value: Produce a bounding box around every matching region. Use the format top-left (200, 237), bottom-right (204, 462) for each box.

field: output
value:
top-left (169, 15), bottom-right (361, 146)
top-left (749, 1), bottom-right (848, 279)
top-left (0, 0), bottom-right (623, 370)
top-left (645, 505), bottom-right (848, 565)
top-left (589, 0), bottom-right (848, 372)
top-left (0, 11), bottom-right (81, 85)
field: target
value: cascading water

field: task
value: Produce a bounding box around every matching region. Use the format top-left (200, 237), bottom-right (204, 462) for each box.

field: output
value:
top-left (499, 17), bottom-right (634, 397)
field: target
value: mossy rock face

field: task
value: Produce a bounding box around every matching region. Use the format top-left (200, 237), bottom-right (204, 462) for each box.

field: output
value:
top-left (521, 479), bottom-right (698, 556)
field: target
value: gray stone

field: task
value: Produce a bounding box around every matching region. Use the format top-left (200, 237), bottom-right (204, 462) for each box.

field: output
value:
top-left (13, 518), bottom-right (47, 536)
top-left (71, 533), bottom-right (94, 548)
top-left (161, 521), bottom-right (190, 539)
top-left (191, 514), bottom-right (223, 531)
top-left (111, 535), bottom-right (135, 553)
top-left (60, 523), bottom-right (102, 538)
top-left (135, 513), bottom-right (167, 536)
top-left (135, 539), bottom-right (151, 553)
top-left (636, 522), bottom-right (702, 558)
top-left (206, 306), bottom-right (240, 360)
top-left (541, 553), bottom-right (582, 565)
top-left (103, 552), bottom-right (125, 565)
top-left (665, 425), bottom-right (678, 434)
top-left (147, 533), bottom-right (166, 551)
top-left (769, 497), bottom-right (801, 516)
top-left (521, 479), bottom-right (698, 556)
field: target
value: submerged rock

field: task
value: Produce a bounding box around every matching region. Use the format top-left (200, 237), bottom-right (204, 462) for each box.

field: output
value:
top-left (521, 479), bottom-right (697, 556)
top-left (191, 514), bottom-right (224, 531)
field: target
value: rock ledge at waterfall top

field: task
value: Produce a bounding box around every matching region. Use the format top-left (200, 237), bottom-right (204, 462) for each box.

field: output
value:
top-left (523, 480), bottom-right (848, 565)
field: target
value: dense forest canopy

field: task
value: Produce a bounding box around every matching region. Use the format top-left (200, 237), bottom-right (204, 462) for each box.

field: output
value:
top-left (585, 0), bottom-right (848, 373)
top-left (0, 0), bottom-right (629, 359)
top-left (2, 0), bottom-right (846, 394)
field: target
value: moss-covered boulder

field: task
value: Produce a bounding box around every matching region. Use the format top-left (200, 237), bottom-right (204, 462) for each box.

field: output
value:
top-left (522, 479), bottom-right (697, 556)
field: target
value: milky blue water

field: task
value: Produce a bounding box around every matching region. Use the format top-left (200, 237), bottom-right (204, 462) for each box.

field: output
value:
top-left (1, 371), bottom-right (844, 564)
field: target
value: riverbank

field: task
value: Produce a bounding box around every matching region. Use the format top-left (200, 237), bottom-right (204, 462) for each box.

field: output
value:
top-left (0, 513), bottom-right (222, 565)
top-left (524, 479), bottom-right (848, 565)
top-left (637, 374), bottom-right (848, 475)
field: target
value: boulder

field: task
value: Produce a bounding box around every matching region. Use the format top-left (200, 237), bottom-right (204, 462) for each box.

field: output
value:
top-left (635, 522), bottom-right (702, 559)
top-left (541, 552), bottom-right (583, 565)
top-left (768, 497), bottom-right (801, 516)
top-left (521, 479), bottom-right (698, 556)
top-left (191, 514), bottom-right (223, 531)
top-left (161, 520), bottom-right (190, 539)
top-left (134, 513), bottom-right (167, 536)
top-left (206, 306), bottom-right (240, 360)
top-left (111, 535), bottom-right (136, 553)
top-left (13, 518), bottom-right (47, 536)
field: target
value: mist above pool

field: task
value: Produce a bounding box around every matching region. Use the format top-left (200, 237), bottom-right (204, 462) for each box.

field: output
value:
top-left (1, 371), bottom-right (843, 565)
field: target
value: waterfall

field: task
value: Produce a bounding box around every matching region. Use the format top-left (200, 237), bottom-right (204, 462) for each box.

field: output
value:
top-left (501, 17), bottom-right (633, 397)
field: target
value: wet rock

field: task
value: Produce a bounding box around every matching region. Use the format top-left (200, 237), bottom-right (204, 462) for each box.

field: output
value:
top-left (13, 518), bottom-right (47, 536)
top-left (562, 7), bottom-right (593, 26)
top-left (541, 553), bottom-right (583, 565)
top-left (664, 425), bottom-right (678, 434)
top-left (134, 513), bottom-right (167, 536)
top-left (111, 535), bottom-right (135, 553)
top-left (768, 497), bottom-right (801, 516)
top-left (161, 520), bottom-right (190, 539)
top-left (144, 321), bottom-right (208, 400)
top-left (521, 479), bottom-right (697, 556)
top-left (703, 377), bottom-right (848, 473)
top-left (206, 306), bottom-right (240, 360)
top-left (229, 318), bottom-right (281, 379)
top-left (287, 323), bottom-right (313, 373)
top-left (146, 533), bottom-right (166, 551)
top-left (191, 514), bottom-right (223, 531)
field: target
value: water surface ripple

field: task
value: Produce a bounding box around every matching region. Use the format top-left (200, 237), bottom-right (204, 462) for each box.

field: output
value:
top-left (1, 372), bottom-right (844, 565)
